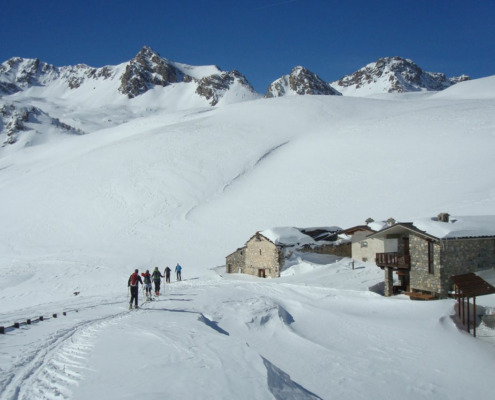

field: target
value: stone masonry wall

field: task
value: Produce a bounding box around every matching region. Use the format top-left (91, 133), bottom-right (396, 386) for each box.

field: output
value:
top-left (299, 243), bottom-right (351, 258)
top-left (244, 235), bottom-right (281, 278)
top-left (226, 247), bottom-right (246, 274)
top-left (409, 234), bottom-right (443, 295)
top-left (440, 238), bottom-right (495, 295)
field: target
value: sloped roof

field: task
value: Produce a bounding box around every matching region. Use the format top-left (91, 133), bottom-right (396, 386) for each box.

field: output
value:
top-left (367, 216), bottom-right (495, 240)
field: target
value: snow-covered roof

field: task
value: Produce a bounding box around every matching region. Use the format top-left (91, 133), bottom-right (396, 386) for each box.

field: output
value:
top-left (368, 221), bottom-right (388, 232)
top-left (260, 227), bottom-right (316, 246)
top-left (413, 216), bottom-right (495, 239)
top-left (369, 215), bottom-right (495, 240)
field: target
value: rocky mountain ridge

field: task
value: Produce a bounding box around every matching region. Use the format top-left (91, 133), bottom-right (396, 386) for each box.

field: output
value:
top-left (0, 47), bottom-right (258, 106)
top-left (0, 50), bottom-right (473, 148)
top-left (265, 66), bottom-right (342, 98)
top-left (331, 56), bottom-right (470, 95)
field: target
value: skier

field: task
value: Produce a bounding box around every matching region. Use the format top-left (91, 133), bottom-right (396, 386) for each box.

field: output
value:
top-left (128, 269), bottom-right (143, 309)
top-left (141, 269), bottom-right (152, 300)
top-left (164, 266), bottom-right (171, 283)
top-left (152, 267), bottom-right (163, 296)
top-left (175, 263), bottom-right (182, 281)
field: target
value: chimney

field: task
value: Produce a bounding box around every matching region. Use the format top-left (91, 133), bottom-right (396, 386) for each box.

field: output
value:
top-left (365, 218), bottom-right (374, 226)
top-left (386, 217), bottom-right (396, 226)
top-left (438, 213), bottom-right (450, 223)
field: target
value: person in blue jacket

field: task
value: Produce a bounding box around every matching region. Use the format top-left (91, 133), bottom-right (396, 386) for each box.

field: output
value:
top-left (175, 263), bottom-right (182, 281)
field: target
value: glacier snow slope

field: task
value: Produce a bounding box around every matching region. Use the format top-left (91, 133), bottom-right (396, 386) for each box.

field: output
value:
top-left (1, 78), bottom-right (495, 399)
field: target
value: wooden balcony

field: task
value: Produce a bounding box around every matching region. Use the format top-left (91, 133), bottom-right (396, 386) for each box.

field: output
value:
top-left (375, 252), bottom-right (410, 269)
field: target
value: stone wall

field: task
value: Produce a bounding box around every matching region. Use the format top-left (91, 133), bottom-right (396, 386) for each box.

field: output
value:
top-left (440, 238), bottom-right (495, 295)
top-left (244, 235), bottom-right (282, 278)
top-left (409, 235), bottom-right (495, 298)
top-left (300, 242), bottom-right (351, 258)
top-left (226, 247), bottom-right (246, 274)
top-left (409, 234), bottom-right (443, 295)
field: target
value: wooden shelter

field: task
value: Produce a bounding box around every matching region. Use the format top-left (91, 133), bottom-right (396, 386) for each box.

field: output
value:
top-left (451, 271), bottom-right (495, 337)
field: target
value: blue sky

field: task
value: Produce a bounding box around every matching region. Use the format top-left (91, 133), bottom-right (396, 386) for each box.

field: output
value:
top-left (2, 0), bottom-right (494, 92)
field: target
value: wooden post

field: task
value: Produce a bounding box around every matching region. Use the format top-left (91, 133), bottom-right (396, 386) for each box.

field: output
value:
top-left (40, 316), bottom-right (44, 321)
top-left (63, 312), bottom-right (67, 316)
top-left (53, 314), bottom-right (57, 318)
top-left (0, 326), bottom-right (5, 334)
top-left (352, 261), bottom-right (355, 270)
top-left (455, 285), bottom-right (461, 318)
top-left (461, 295), bottom-right (465, 325)
top-left (473, 297), bottom-right (476, 338)
top-left (27, 319), bottom-right (31, 325)
top-left (467, 297), bottom-right (470, 333)
top-left (14, 322), bottom-right (20, 329)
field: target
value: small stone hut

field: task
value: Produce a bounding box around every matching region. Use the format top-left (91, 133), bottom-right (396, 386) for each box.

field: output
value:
top-left (226, 226), bottom-right (348, 278)
top-left (369, 213), bottom-right (495, 299)
top-left (226, 232), bottom-right (285, 278)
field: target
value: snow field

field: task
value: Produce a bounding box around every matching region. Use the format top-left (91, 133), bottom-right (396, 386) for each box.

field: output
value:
top-left (1, 76), bottom-right (495, 399)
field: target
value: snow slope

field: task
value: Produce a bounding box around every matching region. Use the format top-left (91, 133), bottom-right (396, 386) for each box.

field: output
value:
top-left (431, 75), bottom-right (495, 100)
top-left (1, 75), bottom-right (495, 399)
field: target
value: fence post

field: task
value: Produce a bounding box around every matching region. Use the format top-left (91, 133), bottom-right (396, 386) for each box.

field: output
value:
top-left (14, 323), bottom-right (20, 329)
top-left (53, 314), bottom-right (57, 318)
top-left (63, 312), bottom-right (67, 316)
top-left (27, 319), bottom-right (31, 325)
top-left (0, 326), bottom-right (5, 334)
top-left (40, 316), bottom-right (44, 321)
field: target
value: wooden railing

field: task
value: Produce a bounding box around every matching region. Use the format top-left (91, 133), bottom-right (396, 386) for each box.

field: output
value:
top-left (375, 252), bottom-right (410, 269)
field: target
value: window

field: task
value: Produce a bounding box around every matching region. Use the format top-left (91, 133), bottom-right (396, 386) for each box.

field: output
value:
top-left (361, 241), bottom-right (368, 248)
top-left (428, 240), bottom-right (434, 274)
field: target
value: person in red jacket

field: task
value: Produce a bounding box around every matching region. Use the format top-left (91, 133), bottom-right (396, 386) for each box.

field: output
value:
top-left (128, 269), bottom-right (143, 309)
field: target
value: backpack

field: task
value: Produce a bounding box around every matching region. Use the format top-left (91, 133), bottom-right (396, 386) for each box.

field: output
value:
top-left (141, 273), bottom-right (151, 284)
top-left (152, 270), bottom-right (161, 281)
top-left (130, 273), bottom-right (139, 286)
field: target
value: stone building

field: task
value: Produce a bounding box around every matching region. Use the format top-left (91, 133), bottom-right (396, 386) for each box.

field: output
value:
top-left (226, 232), bottom-right (285, 278)
top-left (226, 227), bottom-right (345, 278)
top-left (369, 213), bottom-right (495, 299)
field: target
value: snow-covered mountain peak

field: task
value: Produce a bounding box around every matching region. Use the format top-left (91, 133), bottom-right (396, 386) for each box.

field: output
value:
top-left (331, 56), bottom-right (470, 96)
top-left (265, 66), bottom-right (341, 98)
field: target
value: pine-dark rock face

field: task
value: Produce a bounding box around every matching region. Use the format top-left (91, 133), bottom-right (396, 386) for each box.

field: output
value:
top-left (118, 46), bottom-right (188, 98)
top-left (332, 56), bottom-right (470, 93)
top-left (265, 66), bottom-right (341, 98)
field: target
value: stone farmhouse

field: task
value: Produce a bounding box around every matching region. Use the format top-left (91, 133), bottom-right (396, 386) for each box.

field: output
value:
top-left (226, 232), bottom-right (285, 278)
top-left (369, 213), bottom-right (495, 299)
top-left (226, 227), bottom-right (347, 278)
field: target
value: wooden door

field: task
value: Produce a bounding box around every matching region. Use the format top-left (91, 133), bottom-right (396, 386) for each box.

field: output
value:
top-left (403, 238), bottom-right (410, 255)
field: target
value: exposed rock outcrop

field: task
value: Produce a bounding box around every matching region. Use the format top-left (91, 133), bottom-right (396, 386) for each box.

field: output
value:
top-left (265, 66), bottom-right (341, 98)
top-left (331, 56), bottom-right (470, 94)
top-left (0, 102), bottom-right (83, 146)
top-left (196, 70), bottom-right (257, 106)
top-left (118, 46), bottom-right (188, 98)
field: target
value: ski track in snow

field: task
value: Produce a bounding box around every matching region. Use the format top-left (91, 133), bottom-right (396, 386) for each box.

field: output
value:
top-left (0, 310), bottom-right (131, 400)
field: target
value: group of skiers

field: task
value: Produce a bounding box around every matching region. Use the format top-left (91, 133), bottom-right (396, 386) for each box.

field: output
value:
top-left (128, 264), bottom-right (183, 309)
